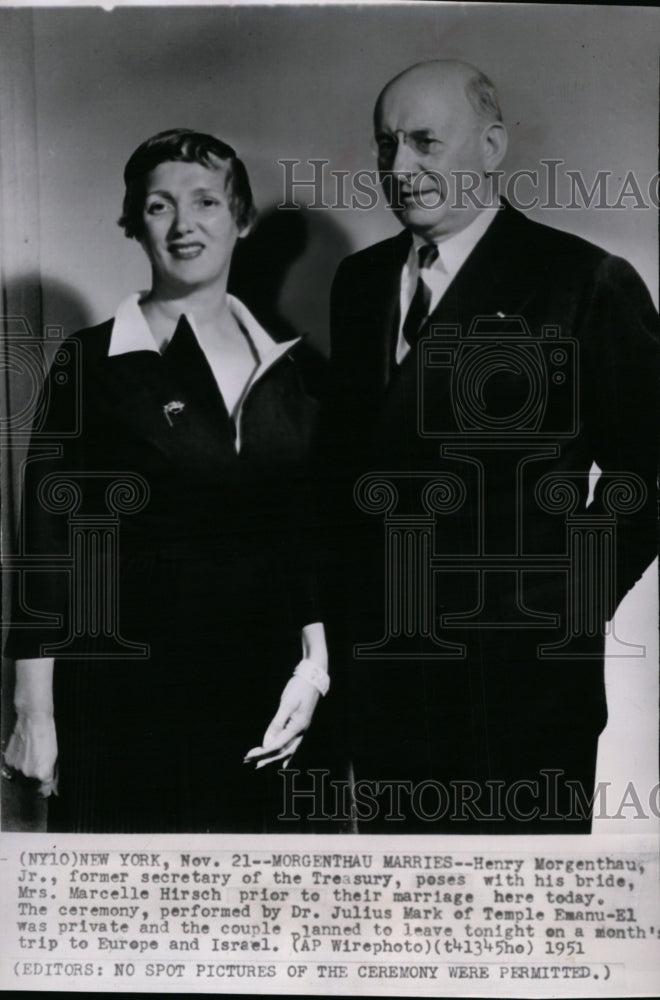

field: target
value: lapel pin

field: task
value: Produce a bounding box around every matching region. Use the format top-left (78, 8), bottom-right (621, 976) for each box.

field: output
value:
top-left (496, 311), bottom-right (505, 318)
top-left (163, 400), bottom-right (185, 427)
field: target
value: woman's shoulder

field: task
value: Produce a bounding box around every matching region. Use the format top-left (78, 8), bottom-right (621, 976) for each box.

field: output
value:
top-left (67, 292), bottom-right (148, 366)
top-left (62, 317), bottom-right (115, 372)
top-left (71, 316), bottom-right (114, 345)
top-left (42, 320), bottom-right (113, 389)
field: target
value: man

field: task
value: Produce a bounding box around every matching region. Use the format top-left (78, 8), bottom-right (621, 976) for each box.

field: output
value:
top-left (324, 60), bottom-right (658, 832)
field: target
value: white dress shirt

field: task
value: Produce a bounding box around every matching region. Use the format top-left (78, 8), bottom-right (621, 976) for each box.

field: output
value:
top-left (396, 204), bottom-right (500, 365)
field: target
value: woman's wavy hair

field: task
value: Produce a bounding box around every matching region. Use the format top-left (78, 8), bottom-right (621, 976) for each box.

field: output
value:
top-left (118, 128), bottom-right (256, 239)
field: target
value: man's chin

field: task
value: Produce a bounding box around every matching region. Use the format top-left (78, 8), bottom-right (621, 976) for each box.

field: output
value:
top-left (392, 204), bottom-right (448, 238)
top-left (393, 203), bottom-right (484, 240)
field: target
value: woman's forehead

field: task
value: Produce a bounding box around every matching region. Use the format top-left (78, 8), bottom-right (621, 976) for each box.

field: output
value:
top-left (145, 157), bottom-right (229, 191)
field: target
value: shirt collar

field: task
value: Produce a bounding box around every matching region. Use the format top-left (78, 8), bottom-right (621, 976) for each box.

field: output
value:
top-left (410, 202), bottom-right (500, 278)
top-left (107, 291), bottom-right (294, 363)
top-left (107, 293), bottom-right (159, 356)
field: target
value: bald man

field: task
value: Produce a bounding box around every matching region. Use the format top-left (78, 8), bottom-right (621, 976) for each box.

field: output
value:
top-left (324, 60), bottom-right (658, 832)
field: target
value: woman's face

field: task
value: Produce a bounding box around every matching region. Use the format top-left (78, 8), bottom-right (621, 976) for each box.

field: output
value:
top-left (140, 157), bottom-right (244, 294)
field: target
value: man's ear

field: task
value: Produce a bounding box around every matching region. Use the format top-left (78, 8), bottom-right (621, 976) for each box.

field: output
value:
top-left (481, 121), bottom-right (508, 174)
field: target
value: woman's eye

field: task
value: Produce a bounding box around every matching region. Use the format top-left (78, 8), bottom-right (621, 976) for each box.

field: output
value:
top-left (146, 201), bottom-right (171, 215)
top-left (199, 197), bottom-right (220, 208)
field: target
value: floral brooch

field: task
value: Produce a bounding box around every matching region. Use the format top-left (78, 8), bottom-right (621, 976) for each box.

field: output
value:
top-left (163, 400), bottom-right (185, 427)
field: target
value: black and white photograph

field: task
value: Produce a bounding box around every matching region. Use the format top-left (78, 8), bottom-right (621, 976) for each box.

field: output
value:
top-left (0, 1), bottom-right (658, 995)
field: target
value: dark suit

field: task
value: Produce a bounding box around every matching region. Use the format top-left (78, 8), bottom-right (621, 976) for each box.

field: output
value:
top-left (324, 201), bottom-right (658, 832)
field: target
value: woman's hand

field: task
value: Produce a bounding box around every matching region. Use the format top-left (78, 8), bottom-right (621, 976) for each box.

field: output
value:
top-left (244, 675), bottom-right (320, 770)
top-left (4, 711), bottom-right (58, 797)
top-left (4, 657), bottom-right (57, 796)
top-left (244, 623), bottom-right (328, 769)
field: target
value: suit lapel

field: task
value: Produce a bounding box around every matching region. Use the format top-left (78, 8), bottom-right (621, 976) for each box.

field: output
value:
top-left (379, 231), bottom-right (411, 385)
top-left (359, 230), bottom-right (410, 391)
top-left (160, 315), bottom-right (232, 425)
top-left (395, 202), bottom-right (535, 385)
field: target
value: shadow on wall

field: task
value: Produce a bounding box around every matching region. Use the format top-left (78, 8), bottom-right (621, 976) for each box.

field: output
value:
top-left (35, 276), bottom-right (93, 351)
top-left (2, 273), bottom-right (93, 364)
top-left (229, 204), bottom-right (353, 397)
top-left (1, 275), bottom-right (92, 832)
top-left (2, 275), bottom-right (92, 508)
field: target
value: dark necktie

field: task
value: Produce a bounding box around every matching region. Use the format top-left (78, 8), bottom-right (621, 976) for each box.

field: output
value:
top-left (402, 242), bottom-right (439, 348)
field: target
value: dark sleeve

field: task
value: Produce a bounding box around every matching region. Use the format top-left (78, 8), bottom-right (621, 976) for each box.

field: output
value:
top-left (308, 260), bottom-right (361, 626)
top-left (579, 255), bottom-right (659, 614)
top-left (279, 462), bottom-right (323, 632)
top-left (317, 258), bottom-right (364, 484)
top-left (276, 357), bottom-right (325, 632)
top-left (4, 338), bottom-right (84, 659)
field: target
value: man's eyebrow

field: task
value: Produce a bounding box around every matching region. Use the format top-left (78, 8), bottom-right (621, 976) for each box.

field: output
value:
top-left (375, 127), bottom-right (439, 137)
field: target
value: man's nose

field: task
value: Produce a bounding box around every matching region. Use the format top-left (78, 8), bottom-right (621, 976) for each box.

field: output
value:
top-left (390, 136), bottom-right (417, 176)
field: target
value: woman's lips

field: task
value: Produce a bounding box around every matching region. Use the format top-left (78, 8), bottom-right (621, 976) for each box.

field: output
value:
top-left (168, 243), bottom-right (204, 259)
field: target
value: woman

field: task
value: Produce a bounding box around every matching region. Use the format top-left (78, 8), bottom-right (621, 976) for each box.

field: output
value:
top-left (4, 128), bottom-right (328, 832)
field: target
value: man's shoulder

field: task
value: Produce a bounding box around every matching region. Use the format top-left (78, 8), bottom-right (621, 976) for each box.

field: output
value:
top-left (335, 205), bottom-right (612, 274)
top-left (508, 205), bottom-right (655, 304)
top-left (500, 202), bottom-right (611, 270)
top-left (332, 203), bottom-right (640, 294)
top-left (334, 230), bottom-right (410, 278)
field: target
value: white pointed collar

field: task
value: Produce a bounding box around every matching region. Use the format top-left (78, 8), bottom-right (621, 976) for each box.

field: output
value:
top-left (107, 292), bottom-right (299, 364)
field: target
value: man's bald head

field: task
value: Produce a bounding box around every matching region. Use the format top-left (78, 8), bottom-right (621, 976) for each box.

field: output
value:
top-left (375, 60), bottom-right (502, 130)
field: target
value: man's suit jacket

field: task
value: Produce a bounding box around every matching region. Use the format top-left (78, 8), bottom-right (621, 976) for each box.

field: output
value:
top-left (324, 201), bottom-right (658, 740)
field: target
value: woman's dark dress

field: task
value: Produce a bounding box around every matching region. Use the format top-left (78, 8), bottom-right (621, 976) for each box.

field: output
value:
top-left (7, 310), bottom-right (319, 832)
